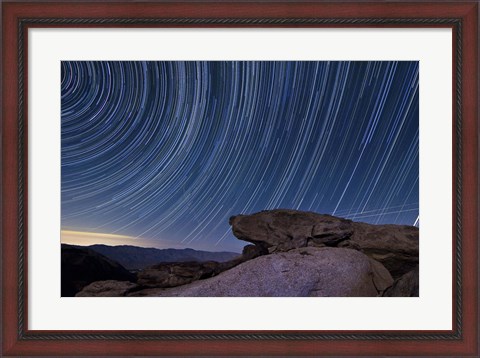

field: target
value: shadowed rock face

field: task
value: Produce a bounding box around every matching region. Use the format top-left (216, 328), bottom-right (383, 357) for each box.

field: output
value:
top-left (346, 223), bottom-right (419, 279)
top-left (383, 266), bottom-right (419, 297)
top-left (128, 247), bottom-right (393, 297)
top-left (230, 209), bottom-right (418, 279)
top-left (61, 244), bottom-right (136, 297)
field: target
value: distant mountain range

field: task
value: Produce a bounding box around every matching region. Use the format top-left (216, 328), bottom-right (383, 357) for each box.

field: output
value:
top-left (83, 244), bottom-right (241, 270)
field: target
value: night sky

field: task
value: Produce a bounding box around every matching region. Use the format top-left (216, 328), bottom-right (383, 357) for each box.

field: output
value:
top-left (61, 61), bottom-right (419, 252)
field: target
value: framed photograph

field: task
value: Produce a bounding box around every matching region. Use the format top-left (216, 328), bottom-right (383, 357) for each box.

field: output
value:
top-left (2, 1), bottom-right (478, 356)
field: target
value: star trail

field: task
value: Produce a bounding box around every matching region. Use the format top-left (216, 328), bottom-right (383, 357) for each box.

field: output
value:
top-left (61, 61), bottom-right (419, 252)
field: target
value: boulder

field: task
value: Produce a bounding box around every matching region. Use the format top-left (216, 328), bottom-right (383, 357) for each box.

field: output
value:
top-left (61, 244), bottom-right (136, 297)
top-left (230, 209), bottom-right (353, 252)
top-left (128, 247), bottom-right (393, 297)
top-left (76, 280), bottom-right (139, 297)
top-left (383, 266), bottom-right (419, 297)
top-left (229, 209), bottom-right (418, 279)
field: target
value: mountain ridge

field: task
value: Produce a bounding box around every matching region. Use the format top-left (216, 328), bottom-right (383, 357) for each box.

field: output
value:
top-left (82, 244), bottom-right (241, 270)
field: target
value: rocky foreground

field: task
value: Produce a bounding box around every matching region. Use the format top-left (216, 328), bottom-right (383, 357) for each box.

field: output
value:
top-left (72, 209), bottom-right (419, 297)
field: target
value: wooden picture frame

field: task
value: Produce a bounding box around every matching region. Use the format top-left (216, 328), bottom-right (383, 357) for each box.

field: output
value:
top-left (2, 1), bottom-right (478, 356)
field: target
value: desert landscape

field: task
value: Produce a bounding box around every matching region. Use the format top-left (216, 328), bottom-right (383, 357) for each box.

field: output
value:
top-left (62, 209), bottom-right (418, 297)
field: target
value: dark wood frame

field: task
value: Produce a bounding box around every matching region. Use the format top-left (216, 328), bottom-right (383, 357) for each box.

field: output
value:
top-left (2, 1), bottom-right (478, 356)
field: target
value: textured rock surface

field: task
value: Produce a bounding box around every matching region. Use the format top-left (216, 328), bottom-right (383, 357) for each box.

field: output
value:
top-left (76, 280), bottom-right (139, 297)
top-left (61, 244), bottom-right (136, 297)
top-left (128, 247), bottom-right (393, 297)
top-left (347, 223), bottom-right (419, 278)
top-left (383, 266), bottom-right (419, 297)
top-left (230, 209), bottom-right (418, 278)
top-left (230, 210), bottom-right (353, 252)
top-left (136, 244), bottom-right (264, 289)
top-left (137, 261), bottom-right (224, 288)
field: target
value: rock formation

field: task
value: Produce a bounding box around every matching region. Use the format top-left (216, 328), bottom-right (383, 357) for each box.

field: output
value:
top-left (137, 261), bottom-right (224, 288)
top-left (72, 209), bottom-right (419, 297)
top-left (128, 247), bottom-right (393, 297)
top-left (230, 210), bottom-right (353, 252)
top-left (136, 244), bottom-right (264, 288)
top-left (230, 209), bottom-right (418, 279)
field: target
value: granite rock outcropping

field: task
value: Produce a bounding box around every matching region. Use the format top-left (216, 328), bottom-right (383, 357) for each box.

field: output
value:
top-left (73, 210), bottom-right (419, 297)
